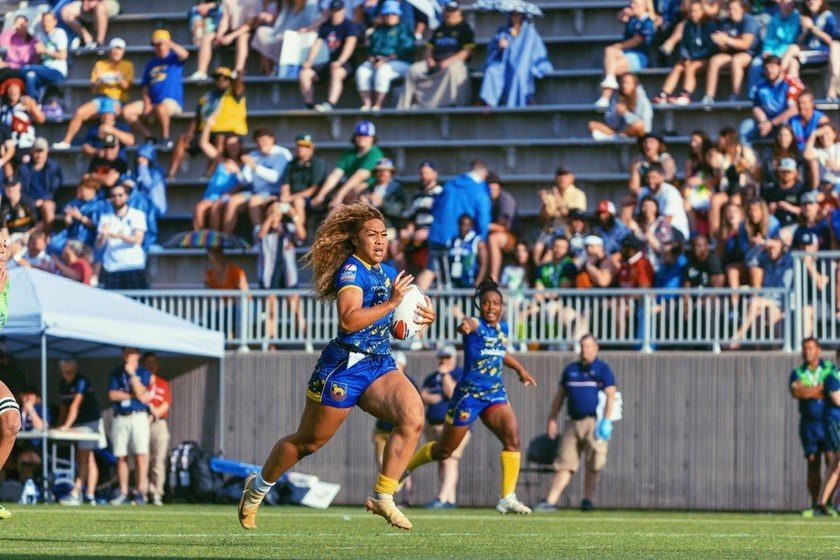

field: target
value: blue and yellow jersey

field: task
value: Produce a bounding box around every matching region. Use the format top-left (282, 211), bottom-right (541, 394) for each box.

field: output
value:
top-left (459, 318), bottom-right (509, 396)
top-left (334, 255), bottom-right (396, 356)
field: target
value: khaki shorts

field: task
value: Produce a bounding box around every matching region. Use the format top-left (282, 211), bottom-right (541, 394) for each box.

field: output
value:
top-left (553, 417), bottom-right (608, 473)
top-left (372, 428), bottom-right (389, 461)
top-left (423, 423), bottom-right (471, 459)
top-left (70, 0), bottom-right (121, 19)
top-left (112, 411), bottom-right (150, 457)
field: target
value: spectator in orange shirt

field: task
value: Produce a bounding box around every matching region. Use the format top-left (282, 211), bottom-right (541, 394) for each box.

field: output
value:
top-left (204, 246), bottom-right (249, 338)
top-left (142, 352), bottom-right (171, 507)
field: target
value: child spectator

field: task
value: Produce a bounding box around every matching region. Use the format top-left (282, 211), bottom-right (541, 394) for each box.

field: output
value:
top-left (21, 11), bottom-right (68, 101)
top-left (300, 0), bottom-right (361, 112)
top-left (703, 0), bottom-right (759, 105)
top-left (589, 72), bottom-right (652, 141)
top-left (55, 0), bottom-right (120, 51)
top-left (52, 38), bottom-right (132, 150)
top-left (781, 0), bottom-right (834, 79)
top-left (193, 135), bottom-right (244, 231)
top-left (596, 0), bottom-right (654, 108)
top-left (653, 0), bottom-right (718, 106)
top-left (192, 0), bottom-right (259, 79)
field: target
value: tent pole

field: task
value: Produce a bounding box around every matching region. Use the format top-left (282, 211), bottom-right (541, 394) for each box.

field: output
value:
top-left (218, 356), bottom-right (225, 454)
top-left (40, 330), bottom-right (48, 502)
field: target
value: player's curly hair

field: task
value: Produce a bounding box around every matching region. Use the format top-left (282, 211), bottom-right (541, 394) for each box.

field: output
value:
top-left (303, 202), bottom-right (385, 300)
top-left (473, 277), bottom-right (503, 310)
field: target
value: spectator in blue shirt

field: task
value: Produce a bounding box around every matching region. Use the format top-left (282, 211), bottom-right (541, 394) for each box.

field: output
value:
top-left (781, 0), bottom-right (835, 79)
top-left (123, 30), bottom-right (189, 149)
top-left (790, 89), bottom-right (830, 187)
top-left (596, 0), bottom-right (654, 108)
top-left (589, 72), bottom-right (652, 141)
top-left (703, 0), bottom-right (760, 105)
top-left (417, 160), bottom-right (491, 290)
top-left (592, 199), bottom-right (630, 256)
top-left (747, 0), bottom-right (801, 90)
top-left (20, 137), bottom-right (61, 228)
top-left (653, 239), bottom-right (687, 298)
top-left (740, 56), bottom-right (801, 146)
top-left (63, 177), bottom-right (105, 248)
top-left (653, 0), bottom-right (719, 106)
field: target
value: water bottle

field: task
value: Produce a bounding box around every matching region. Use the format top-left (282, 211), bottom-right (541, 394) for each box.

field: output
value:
top-left (19, 479), bottom-right (38, 505)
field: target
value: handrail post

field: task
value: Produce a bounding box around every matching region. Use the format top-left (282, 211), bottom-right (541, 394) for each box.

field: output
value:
top-left (641, 292), bottom-right (653, 354)
top-left (238, 291), bottom-right (250, 353)
top-left (783, 289), bottom-right (793, 354)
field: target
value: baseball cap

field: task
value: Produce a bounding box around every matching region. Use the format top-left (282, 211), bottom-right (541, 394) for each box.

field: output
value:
top-left (393, 350), bottom-right (408, 366)
top-left (444, 0), bottom-right (460, 10)
top-left (568, 208), bottom-right (586, 221)
top-left (800, 191), bottom-right (819, 204)
top-left (437, 344), bottom-right (457, 358)
top-left (212, 66), bottom-right (233, 79)
top-left (380, 0), bottom-right (402, 16)
top-left (32, 137), bottom-right (48, 152)
top-left (583, 235), bottom-right (604, 247)
top-left (374, 158), bottom-right (395, 171)
top-left (486, 172), bottom-right (502, 185)
top-left (328, 0), bottom-right (344, 10)
top-left (555, 166), bottom-right (572, 177)
top-left (295, 132), bottom-right (315, 147)
top-left (353, 120), bottom-right (376, 137)
top-left (3, 175), bottom-right (19, 187)
top-left (621, 235), bottom-right (642, 250)
top-left (597, 200), bottom-right (617, 215)
top-left (109, 37), bottom-right (126, 50)
top-left (419, 160), bottom-right (437, 171)
top-left (102, 133), bottom-right (118, 148)
top-left (778, 157), bottom-right (798, 172)
top-left (151, 29), bottom-right (171, 43)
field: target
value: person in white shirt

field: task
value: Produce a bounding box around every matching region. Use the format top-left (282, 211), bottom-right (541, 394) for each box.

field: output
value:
top-left (635, 161), bottom-right (690, 242)
top-left (96, 183), bottom-right (148, 289)
top-left (8, 230), bottom-right (52, 271)
top-left (21, 11), bottom-right (68, 100)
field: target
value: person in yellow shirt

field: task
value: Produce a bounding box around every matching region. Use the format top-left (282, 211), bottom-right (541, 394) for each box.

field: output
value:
top-left (53, 38), bottom-right (133, 150)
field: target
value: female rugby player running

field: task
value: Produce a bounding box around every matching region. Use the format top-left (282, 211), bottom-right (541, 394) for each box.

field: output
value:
top-left (401, 278), bottom-right (536, 514)
top-left (0, 230), bottom-right (20, 519)
top-left (238, 203), bottom-right (435, 530)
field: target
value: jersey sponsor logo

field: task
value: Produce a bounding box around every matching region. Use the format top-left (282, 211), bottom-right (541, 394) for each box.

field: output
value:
top-left (330, 382), bottom-right (348, 402)
top-left (339, 264), bottom-right (357, 283)
top-left (480, 348), bottom-right (506, 357)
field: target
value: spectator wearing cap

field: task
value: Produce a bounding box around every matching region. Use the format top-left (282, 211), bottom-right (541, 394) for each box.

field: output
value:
top-left (589, 72), bottom-right (651, 141)
top-left (20, 137), bottom-right (61, 228)
top-left (794, 190), bottom-right (830, 249)
top-left (445, 213), bottom-right (487, 288)
top-left (356, 0), bottom-right (415, 112)
top-left (417, 160), bottom-right (491, 291)
top-left (740, 55), bottom-right (801, 147)
top-left (575, 235), bottom-right (619, 289)
top-left (596, 0), bottom-right (654, 108)
top-left (762, 156), bottom-right (810, 244)
top-left (53, 38), bottom-right (133, 150)
top-left (123, 30), bottom-right (189, 149)
top-left (21, 11), bottom-right (68, 101)
top-left (731, 233), bottom-right (793, 347)
top-left (96, 182), bottom-right (148, 290)
top-left (85, 133), bottom-right (128, 188)
top-left (63, 177), bottom-right (106, 248)
top-left (300, 0), bottom-right (361, 112)
top-left (480, 11), bottom-right (552, 108)
top-left (361, 158), bottom-right (407, 260)
top-left (399, 1), bottom-right (475, 110)
top-left (419, 344), bottom-right (469, 509)
top-left (168, 65), bottom-right (243, 179)
top-left (129, 143), bottom-right (168, 217)
top-left (592, 200), bottom-right (630, 256)
top-left (534, 167), bottom-right (587, 265)
top-left (55, 0), bottom-right (120, 51)
top-left (635, 162), bottom-right (690, 243)
top-left (703, 0), bottom-right (760, 106)
top-left (192, 0), bottom-right (259, 80)
top-left (0, 77), bottom-right (45, 163)
top-left (221, 128), bottom-right (290, 237)
top-left (0, 174), bottom-right (39, 239)
top-left (486, 173), bottom-right (518, 284)
top-left (280, 133), bottom-right (327, 224)
top-left (311, 120), bottom-right (384, 210)
top-left (81, 109), bottom-right (135, 159)
top-left (400, 161), bottom-right (443, 274)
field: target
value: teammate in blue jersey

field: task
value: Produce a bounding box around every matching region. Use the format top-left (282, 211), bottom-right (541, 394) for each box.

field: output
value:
top-left (401, 278), bottom-right (536, 514)
top-left (238, 203), bottom-right (435, 531)
top-left (0, 230), bottom-right (19, 520)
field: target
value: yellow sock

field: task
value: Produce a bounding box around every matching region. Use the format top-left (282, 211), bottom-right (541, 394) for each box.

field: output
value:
top-left (374, 474), bottom-right (399, 495)
top-left (405, 441), bottom-right (436, 474)
top-left (500, 450), bottom-right (521, 497)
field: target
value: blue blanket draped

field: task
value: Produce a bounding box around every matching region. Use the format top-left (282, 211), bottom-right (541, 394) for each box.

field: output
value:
top-left (479, 19), bottom-right (553, 107)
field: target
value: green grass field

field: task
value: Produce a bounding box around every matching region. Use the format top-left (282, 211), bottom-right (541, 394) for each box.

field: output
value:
top-left (0, 504), bottom-right (837, 559)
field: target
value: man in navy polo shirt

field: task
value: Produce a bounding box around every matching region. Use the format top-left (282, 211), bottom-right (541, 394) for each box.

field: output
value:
top-left (107, 347), bottom-right (151, 505)
top-left (739, 55), bottom-right (801, 146)
top-left (534, 334), bottom-right (617, 512)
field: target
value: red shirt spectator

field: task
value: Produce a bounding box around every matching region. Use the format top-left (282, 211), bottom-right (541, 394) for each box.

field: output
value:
top-left (618, 236), bottom-right (654, 288)
top-left (147, 374), bottom-right (171, 420)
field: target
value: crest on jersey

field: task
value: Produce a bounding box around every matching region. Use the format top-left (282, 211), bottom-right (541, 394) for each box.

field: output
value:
top-left (330, 383), bottom-right (348, 402)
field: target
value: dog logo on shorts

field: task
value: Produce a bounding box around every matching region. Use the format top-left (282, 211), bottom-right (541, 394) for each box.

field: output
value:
top-left (458, 410), bottom-right (470, 422)
top-left (330, 383), bottom-right (348, 402)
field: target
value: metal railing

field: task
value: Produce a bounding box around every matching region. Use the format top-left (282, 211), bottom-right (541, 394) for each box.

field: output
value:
top-left (792, 251), bottom-right (840, 351)
top-left (121, 285), bottom-right (792, 353)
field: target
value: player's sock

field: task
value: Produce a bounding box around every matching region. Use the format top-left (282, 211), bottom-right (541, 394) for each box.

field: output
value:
top-left (500, 450), bottom-right (521, 497)
top-left (373, 474), bottom-right (399, 499)
top-left (404, 441), bottom-right (435, 475)
top-left (247, 471), bottom-right (275, 507)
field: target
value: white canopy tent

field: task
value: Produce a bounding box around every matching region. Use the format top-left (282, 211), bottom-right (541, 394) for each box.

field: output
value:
top-left (1, 268), bottom-right (226, 497)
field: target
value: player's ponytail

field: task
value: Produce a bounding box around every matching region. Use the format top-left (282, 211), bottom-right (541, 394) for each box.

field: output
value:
top-left (473, 277), bottom-right (503, 310)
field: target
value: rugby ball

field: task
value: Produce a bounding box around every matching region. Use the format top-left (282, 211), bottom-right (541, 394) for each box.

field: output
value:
top-left (390, 285), bottom-right (427, 340)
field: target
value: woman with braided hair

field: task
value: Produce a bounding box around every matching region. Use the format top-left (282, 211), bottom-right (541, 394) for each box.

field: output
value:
top-left (0, 230), bottom-right (20, 519)
top-left (237, 202), bottom-right (435, 531)
top-left (400, 277), bottom-right (536, 514)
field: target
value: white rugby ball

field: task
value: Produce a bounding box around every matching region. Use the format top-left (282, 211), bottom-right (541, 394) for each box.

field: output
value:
top-left (390, 285), bottom-right (427, 340)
